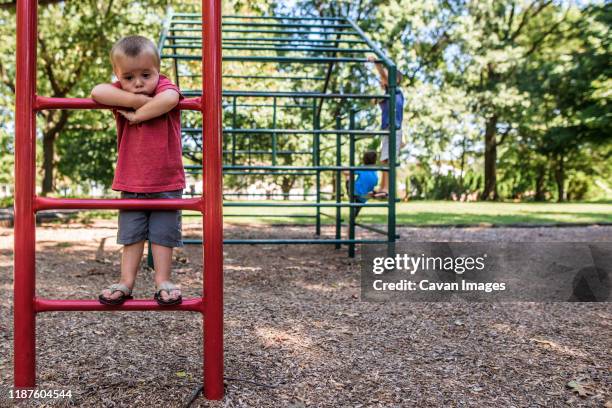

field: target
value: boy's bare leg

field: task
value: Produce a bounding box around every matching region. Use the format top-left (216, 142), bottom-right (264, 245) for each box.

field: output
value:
top-left (379, 160), bottom-right (389, 193)
top-left (101, 240), bottom-right (145, 300)
top-left (151, 243), bottom-right (181, 301)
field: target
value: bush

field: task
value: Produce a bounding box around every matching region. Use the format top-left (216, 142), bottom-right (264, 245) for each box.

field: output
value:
top-left (0, 196), bottom-right (13, 208)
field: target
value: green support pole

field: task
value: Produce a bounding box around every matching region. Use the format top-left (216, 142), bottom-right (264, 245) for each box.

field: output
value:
top-left (335, 116), bottom-right (342, 249)
top-left (183, 239), bottom-right (389, 245)
top-left (214, 14), bottom-right (346, 21)
top-left (157, 8), bottom-right (171, 53)
top-left (223, 74), bottom-right (326, 81)
top-left (248, 129), bottom-right (252, 166)
top-left (164, 37), bottom-right (367, 45)
top-left (185, 164), bottom-right (388, 171)
top-left (224, 202), bottom-right (388, 208)
top-left (220, 45), bottom-right (370, 53)
top-left (348, 109), bottom-right (356, 258)
top-left (317, 28), bottom-right (344, 123)
top-left (221, 28), bottom-right (356, 36)
top-left (232, 96), bottom-right (237, 165)
top-left (220, 165), bottom-right (389, 171)
top-left (272, 97), bottom-right (277, 166)
top-left (184, 127), bottom-right (389, 136)
top-left (171, 27), bottom-right (180, 89)
top-left (162, 54), bottom-right (373, 63)
top-left (314, 99), bottom-right (321, 235)
top-left (185, 90), bottom-right (389, 100)
top-left (171, 20), bottom-right (354, 28)
top-left (388, 66), bottom-right (397, 245)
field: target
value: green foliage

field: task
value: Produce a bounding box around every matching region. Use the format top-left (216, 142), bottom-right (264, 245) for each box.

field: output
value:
top-left (56, 110), bottom-right (117, 188)
top-left (0, 0), bottom-right (170, 193)
top-left (0, 120), bottom-right (14, 186)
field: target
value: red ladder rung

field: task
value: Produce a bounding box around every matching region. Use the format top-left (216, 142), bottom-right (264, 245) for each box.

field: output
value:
top-left (35, 96), bottom-right (202, 111)
top-left (35, 298), bottom-right (204, 313)
top-left (34, 197), bottom-right (203, 212)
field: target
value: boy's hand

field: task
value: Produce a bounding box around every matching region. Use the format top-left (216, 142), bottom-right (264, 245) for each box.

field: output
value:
top-left (117, 110), bottom-right (142, 125)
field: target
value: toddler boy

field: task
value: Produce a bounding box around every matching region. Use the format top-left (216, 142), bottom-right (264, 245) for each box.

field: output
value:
top-left (91, 35), bottom-right (184, 306)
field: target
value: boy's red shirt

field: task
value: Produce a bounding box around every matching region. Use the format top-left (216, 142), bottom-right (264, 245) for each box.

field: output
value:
top-left (111, 75), bottom-right (186, 193)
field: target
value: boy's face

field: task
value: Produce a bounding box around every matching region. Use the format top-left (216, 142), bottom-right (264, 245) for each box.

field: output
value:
top-left (112, 51), bottom-right (160, 95)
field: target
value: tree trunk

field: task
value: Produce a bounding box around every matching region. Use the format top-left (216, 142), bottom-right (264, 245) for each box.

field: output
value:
top-left (42, 132), bottom-right (56, 196)
top-left (534, 163), bottom-right (547, 201)
top-left (280, 176), bottom-right (294, 201)
top-left (41, 110), bottom-right (69, 196)
top-left (459, 136), bottom-right (466, 190)
top-left (555, 153), bottom-right (565, 202)
top-left (481, 114), bottom-right (498, 200)
top-left (280, 148), bottom-right (296, 200)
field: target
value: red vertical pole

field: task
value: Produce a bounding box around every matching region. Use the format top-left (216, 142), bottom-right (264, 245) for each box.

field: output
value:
top-left (14, 0), bottom-right (38, 388)
top-left (202, 0), bottom-right (224, 400)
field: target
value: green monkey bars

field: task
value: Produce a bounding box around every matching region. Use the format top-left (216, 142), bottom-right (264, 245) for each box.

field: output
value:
top-left (157, 9), bottom-right (400, 255)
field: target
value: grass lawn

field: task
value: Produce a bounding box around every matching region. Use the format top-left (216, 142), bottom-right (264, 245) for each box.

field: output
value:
top-left (212, 200), bottom-right (612, 226)
top-left (71, 200), bottom-right (612, 227)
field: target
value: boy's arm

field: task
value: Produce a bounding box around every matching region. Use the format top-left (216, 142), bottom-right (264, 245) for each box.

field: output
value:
top-left (117, 90), bottom-right (180, 125)
top-left (367, 56), bottom-right (388, 88)
top-left (90, 84), bottom-right (151, 109)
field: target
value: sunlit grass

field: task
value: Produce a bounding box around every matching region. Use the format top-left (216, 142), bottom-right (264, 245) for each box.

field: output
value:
top-left (71, 200), bottom-right (612, 227)
top-left (198, 200), bottom-right (612, 226)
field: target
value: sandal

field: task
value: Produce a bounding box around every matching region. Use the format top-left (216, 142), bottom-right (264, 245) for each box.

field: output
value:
top-left (98, 283), bottom-right (133, 306)
top-left (154, 281), bottom-right (182, 306)
top-left (371, 191), bottom-right (389, 199)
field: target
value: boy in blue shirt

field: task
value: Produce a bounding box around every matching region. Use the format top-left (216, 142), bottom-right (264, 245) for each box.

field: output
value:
top-left (367, 56), bottom-right (405, 198)
top-left (345, 151), bottom-right (378, 216)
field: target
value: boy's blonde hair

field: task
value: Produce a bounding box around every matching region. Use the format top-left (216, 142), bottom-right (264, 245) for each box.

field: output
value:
top-left (110, 35), bottom-right (160, 69)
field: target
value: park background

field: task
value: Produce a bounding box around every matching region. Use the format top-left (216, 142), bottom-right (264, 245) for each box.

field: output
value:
top-left (0, 1), bottom-right (611, 406)
top-left (0, 0), bottom-right (610, 227)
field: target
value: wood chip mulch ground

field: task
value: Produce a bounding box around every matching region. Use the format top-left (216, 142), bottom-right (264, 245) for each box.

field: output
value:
top-left (0, 221), bottom-right (610, 407)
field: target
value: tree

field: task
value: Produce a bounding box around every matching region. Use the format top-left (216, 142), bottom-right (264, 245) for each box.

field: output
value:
top-left (1, 1), bottom-right (169, 195)
top-left (445, 1), bottom-right (576, 200)
top-left (514, 2), bottom-right (611, 201)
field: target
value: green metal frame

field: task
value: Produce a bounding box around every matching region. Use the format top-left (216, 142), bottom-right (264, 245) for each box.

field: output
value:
top-left (156, 9), bottom-right (399, 255)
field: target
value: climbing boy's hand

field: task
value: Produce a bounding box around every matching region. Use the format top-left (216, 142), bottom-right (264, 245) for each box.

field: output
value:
top-left (117, 110), bottom-right (142, 125)
top-left (367, 55), bottom-right (376, 63)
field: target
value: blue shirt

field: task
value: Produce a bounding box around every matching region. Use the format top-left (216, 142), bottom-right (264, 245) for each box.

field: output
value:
top-left (380, 87), bottom-right (404, 130)
top-left (354, 170), bottom-right (378, 199)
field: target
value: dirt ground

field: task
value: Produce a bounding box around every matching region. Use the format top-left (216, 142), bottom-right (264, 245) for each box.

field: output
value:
top-left (0, 221), bottom-right (611, 407)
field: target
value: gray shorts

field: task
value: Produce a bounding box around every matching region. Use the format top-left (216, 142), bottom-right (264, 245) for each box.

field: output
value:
top-left (380, 129), bottom-right (403, 162)
top-left (117, 190), bottom-right (183, 248)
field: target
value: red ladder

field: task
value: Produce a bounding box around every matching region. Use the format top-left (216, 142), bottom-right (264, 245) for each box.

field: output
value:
top-left (13, 0), bottom-right (224, 400)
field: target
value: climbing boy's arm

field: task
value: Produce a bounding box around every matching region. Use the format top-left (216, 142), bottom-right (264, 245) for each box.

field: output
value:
top-left (117, 89), bottom-right (180, 125)
top-left (375, 63), bottom-right (388, 88)
top-left (367, 56), bottom-right (388, 88)
top-left (90, 84), bottom-right (151, 109)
